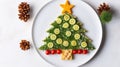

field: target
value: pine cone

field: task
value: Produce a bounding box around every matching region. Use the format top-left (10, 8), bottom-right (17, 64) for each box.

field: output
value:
top-left (18, 2), bottom-right (30, 22)
top-left (20, 40), bottom-right (30, 51)
top-left (97, 3), bottom-right (110, 15)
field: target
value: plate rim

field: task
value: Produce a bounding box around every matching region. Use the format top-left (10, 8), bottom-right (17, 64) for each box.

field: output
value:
top-left (31, 0), bottom-right (103, 67)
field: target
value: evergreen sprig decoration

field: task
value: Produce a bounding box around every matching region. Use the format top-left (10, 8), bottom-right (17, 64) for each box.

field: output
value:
top-left (97, 3), bottom-right (112, 24)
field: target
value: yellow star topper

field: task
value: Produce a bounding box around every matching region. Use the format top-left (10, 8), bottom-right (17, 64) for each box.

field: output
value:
top-left (60, 0), bottom-right (74, 14)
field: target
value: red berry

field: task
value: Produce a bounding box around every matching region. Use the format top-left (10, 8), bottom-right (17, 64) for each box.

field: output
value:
top-left (77, 49), bottom-right (83, 54)
top-left (83, 50), bottom-right (88, 54)
top-left (45, 50), bottom-right (51, 55)
top-left (51, 50), bottom-right (56, 54)
top-left (72, 50), bottom-right (77, 54)
top-left (56, 49), bottom-right (62, 54)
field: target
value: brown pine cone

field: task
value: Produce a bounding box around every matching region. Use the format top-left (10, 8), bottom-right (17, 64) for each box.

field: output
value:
top-left (18, 2), bottom-right (30, 22)
top-left (97, 3), bottom-right (110, 15)
top-left (20, 40), bottom-right (30, 51)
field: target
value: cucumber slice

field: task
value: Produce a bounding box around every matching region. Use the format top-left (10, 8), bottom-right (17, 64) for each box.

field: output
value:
top-left (69, 18), bottom-right (76, 25)
top-left (64, 15), bottom-right (70, 21)
top-left (63, 40), bottom-right (69, 47)
top-left (62, 22), bottom-right (69, 28)
top-left (81, 42), bottom-right (87, 48)
top-left (71, 40), bottom-right (77, 46)
top-left (65, 31), bottom-right (71, 37)
top-left (47, 42), bottom-right (54, 48)
top-left (56, 18), bottom-right (62, 24)
top-left (50, 34), bottom-right (57, 40)
top-left (73, 24), bottom-right (79, 31)
top-left (74, 34), bottom-right (80, 40)
top-left (54, 28), bottom-right (60, 34)
top-left (56, 38), bottom-right (62, 44)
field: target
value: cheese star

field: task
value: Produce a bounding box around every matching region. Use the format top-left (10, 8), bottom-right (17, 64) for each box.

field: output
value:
top-left (60, 0), bottom-right (74, 14)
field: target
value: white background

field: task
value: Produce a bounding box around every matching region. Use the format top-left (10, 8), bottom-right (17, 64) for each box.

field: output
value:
top-left (0, 0), bottom-right (120, 67)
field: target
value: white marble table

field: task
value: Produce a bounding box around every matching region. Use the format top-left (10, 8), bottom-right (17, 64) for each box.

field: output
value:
top-left (0, 0), bottom-right (120, 67)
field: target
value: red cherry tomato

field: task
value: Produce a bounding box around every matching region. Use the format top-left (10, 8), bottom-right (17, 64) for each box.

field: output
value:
top-left (45, 50), bottom-right (51, 55)
top-left (83, 50), bottom-right (88, 54)
top-left (77, 49), bottom-right (83, 54)
top-left (56, 49), bottom-right (62, 54)
top-left (51, 50), bottom-right (56, 54)
top-left (72, 50), bottom-right (77, 54)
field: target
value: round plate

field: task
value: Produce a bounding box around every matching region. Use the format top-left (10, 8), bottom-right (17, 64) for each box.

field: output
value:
top-left (32, 0), bottom-right (102, 67)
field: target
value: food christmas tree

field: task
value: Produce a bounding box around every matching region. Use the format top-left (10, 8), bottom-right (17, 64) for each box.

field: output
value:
top-left (39, 0), bottom-right (95, 60)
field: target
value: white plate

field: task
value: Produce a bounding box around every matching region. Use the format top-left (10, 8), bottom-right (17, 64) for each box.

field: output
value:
top-left (32, 0), bottom-right (102, 67)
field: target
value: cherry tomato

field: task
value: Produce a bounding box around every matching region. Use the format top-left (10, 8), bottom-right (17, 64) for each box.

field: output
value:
top-left (51, 50), bottom-right (56, 54)
top-left (45, 50), bottom-right (51, 55)
top-left (72, 50), bottom-right (77, 54)
top-left (77, 49), bottom-right (83, 54)
top-left (83, 50), bottom-right (88, 54)
top-left (56, 49), bottom-right (62, 54)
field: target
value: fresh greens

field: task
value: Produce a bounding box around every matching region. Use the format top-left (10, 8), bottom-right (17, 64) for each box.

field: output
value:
top-left (39, 13), bottom-right (95, 50)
